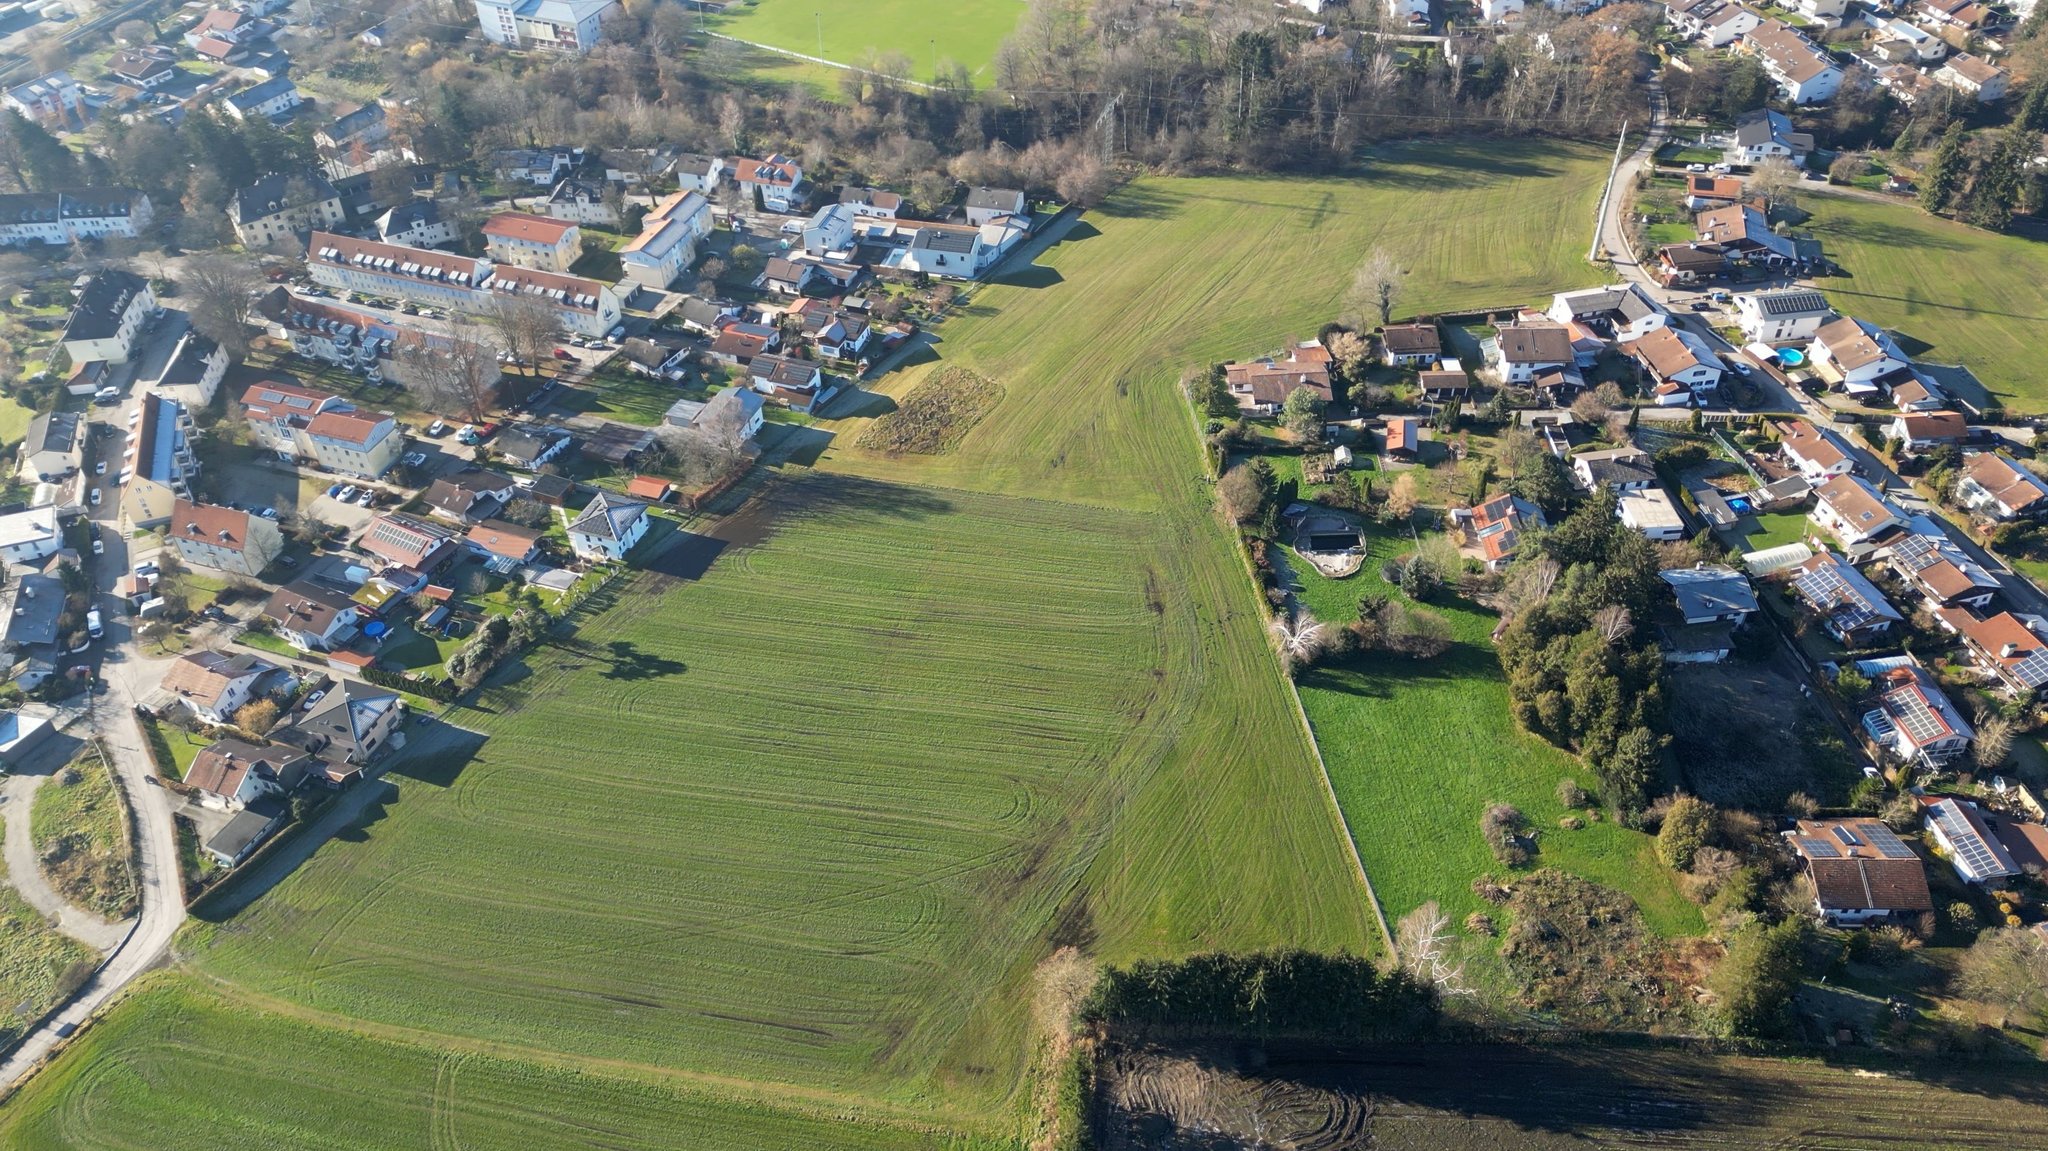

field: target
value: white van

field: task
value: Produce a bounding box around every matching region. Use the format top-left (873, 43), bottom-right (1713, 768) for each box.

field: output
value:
top-left (85, 610), bottom-right (102, 640)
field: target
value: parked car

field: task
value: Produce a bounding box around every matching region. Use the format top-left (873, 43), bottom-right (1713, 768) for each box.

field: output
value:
top-left (608, 325), bottom-right (626, 340)
top-left (259, 507), bottom-right (278, 519)
top-left (1686, 163), bottom-right (1707, 172)
top-left (427, 420), bottom-right (447, 437)
top-left (402, 451), bottom-right (427, 468)
top-left (337, 484), bottom-right (358, 502)
top-left (93, 386), bottom-right (119, 404)
top-left (356, 489), bottom-right (375, 507)
top-left (301, 689), bottom-right (326, 712)
top-left (553, 348), bottom-right (575, 361)
top-left (88, 488), bottom-right (100, 506)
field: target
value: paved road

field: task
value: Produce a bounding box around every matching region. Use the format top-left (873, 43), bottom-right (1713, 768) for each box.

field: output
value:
top-left (1595, 81), bottom-right (1670, 274)
top-left (0, 766), bottom-right (130, 953)
top-left (0, 509), bottom-right (186, 1091)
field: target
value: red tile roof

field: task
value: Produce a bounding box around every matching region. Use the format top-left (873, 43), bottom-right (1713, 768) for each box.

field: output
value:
top-left (482, 211), bottom-right (578, 245)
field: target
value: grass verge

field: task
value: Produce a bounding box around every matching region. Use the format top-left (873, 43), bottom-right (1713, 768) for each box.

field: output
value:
top-left (30, 751), bottom-right (139, 922)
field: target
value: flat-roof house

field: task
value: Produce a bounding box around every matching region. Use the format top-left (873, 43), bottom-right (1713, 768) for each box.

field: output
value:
top-left (1923, 797), bottom-right (2021, 884)
top-left (185, 737), bottom-right (312, 811)
top-left (61, 269), bottom-right (155, 368)
top-left (1379, 323), bottom-right (1441, 367)
top-left (1957, 452), bottom-right (2048, 522)
top-left (482, 211), bottom-right (581, 273)
top-left (162, 650), bottom-right (278, 726)
top-left (567, 491), bottom-right (649, 562)
top-left (1744, 20), bottom-right (1844, 104)
top-left (167, 499), bottom-right (285, 577)
top-left (1790, 550), bottom-right (1902, 645)
top-left (1618, 487), bottom-right (1687, 541)
top-left (1661, 564), bottom-right (1758, 625)
top-left (1933, 607), bottom-right (2048, 698)
top-left (1572, 446), bottom-right (1657, 492)
top-left (472, 0), bottom-right (618, 51)
top-left (1456, 492), bottom-right (1546, 570)
top-left (619, 191), bottom-right (711, 290)
top-left (1887, 526), bottom-right (1999, 612)
top-left (1695, 204), bottom-right (1796, 265)
top-left (17, 410), bottom-right (81, 484)
top-left (1486, 322), bottom-right (1575, 384)
top-left (1786, 818), bottom-right (1933, 926)
top-left (1937, 53), bottom-right (2009, 103)
top-left (262, 580), bottom-right (360, 652)
top-left (1860, 659), bottom-right (1974, 766)
top-left (1888, 410), bottom-right (1966, 454)
top-left (1734, 288), bottom-right (1831, 344)
top-left (1225, 343), bottom-right (1334, 413)
top-left (203, 797), bottom-right (287, 867)
top-left (1811, 474), bottom-right (1904, 548)
top-left (1774, 419), bottom-right (1856, 482)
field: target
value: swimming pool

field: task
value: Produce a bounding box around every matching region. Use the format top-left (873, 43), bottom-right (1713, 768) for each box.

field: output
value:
top-left (1777, 348), bottom-right (1806, 367)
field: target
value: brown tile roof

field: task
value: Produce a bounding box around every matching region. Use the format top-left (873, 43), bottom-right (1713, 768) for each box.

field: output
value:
top-left (1964, 453), bottom-right (2048, 514)
top-left (1789, 819), bottom-right (1934, 913)
top-left (1747, 20), bottom-right (1837, 84)
top-left (482, 211), bottom-right (578, 245)
top-left (305, 408), bottom-right (386, 447)
top-left (168, 499), bottom-right (259, 554)
top-left (263, 580), bottom-right (355, 633)
top-left (1622, 326), bottom-right (1710, 380)
top-left (1937, 608), bottom-right (2048, 680)
top-left (1494, 323), bottom-right (1574, 364)
top-left (479, 265), bottom-right (610, 315)
top-left (1225, 355), bottom-right (1334, 406)
top-left (1380, 323), bottom-right (1441, 356)
top-left (1816, 474), bottom-right (1897, 534)
top-left (465, 520), bottom-right (542, 560)
top-left (239, 380), bottom-right (335, 421)
top-left (729, 154), bottom-right (800, 187)
top-left (1686, 174), bottom-right (1742, 201)
top-left (161, 650), bottom-right (276, 709)
top-left (1944, 51), bottom-right (2004, 84)
top-left (625, 475), bottom-right (672, 500)
top-left (1774, 419), bottom-right (1849, 471)
top-left (186, 738), bottom-right (309, 799)
top-left (1815, 316), bottom-right (1891, 372)
top-left (1896, 410), bottom-right (1965, 443)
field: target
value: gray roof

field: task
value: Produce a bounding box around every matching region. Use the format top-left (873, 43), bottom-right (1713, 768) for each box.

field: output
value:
top-left (667, 386), bottom-right (762, 434)
top-left (568, 491), bottom-right (646, 542)
top-left (548, 177), bottom-right (607, 204)
top-left (964, 186), bottom-right (1024, 210)
top-left (493, 424), bottom-right (569, 465)
top-left (283, 679), bottom-right (398, 762)
top-left (63, 269), bottom-right (148, 343)
top-left (1, 573), bottom-right (65, 648)
top-left (0, 188), bottom-right (143, 225)
top-left (232, 171), bottom-right (339, 225)
top-left (911, 228), bottom-right (976, 255)
top-left (1578, 453), bottom-right (1657, 487)
top-left (23, 410), bottom-right (80, 457)
top-left (1661, 565), bottom-right (1758, 619)
top-left (225, 75), bottom-right (296, 113)
top-left (205, 797), bottom-right (286, 860)
top-left (1731, 108), bottom-right (1809, 152)
top-left (376, 199), bottom-right (442, 236)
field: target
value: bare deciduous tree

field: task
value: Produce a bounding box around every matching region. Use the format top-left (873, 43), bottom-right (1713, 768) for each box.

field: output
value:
top-left (398, 315), bottom-right (501, 423)
top-left (1974, 711), bottom-right (2016, 772)
top-left (487, 292), bottom-right (565, 372)
top-left (1397, 901), bottom-right (1471, 996)
top-left (1592, 604), bottom-right (1634, 644)
top-left (182, 253), bottom-right (263, 361)
top-left (1345, 248), bottom-right (1403, 329)
top-left (1270, 615), bottom-right (1327, 661)
top-left (1750, 156), bottom-right (1801, 207)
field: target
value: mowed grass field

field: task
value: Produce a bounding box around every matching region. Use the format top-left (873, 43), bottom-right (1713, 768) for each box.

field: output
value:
top-left (1291, 533), bottom-right (1701, 937)
top-left (713, 0), bottom-right (1024, 83)
top-left (1, 139), bottom-right (1615, 1147)
top-left (1805, 191), bottom-right (2048, 411)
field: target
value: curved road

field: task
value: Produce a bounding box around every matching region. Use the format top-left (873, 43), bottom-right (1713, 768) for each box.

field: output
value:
top-left (0, 767), bottom-right (129, 953)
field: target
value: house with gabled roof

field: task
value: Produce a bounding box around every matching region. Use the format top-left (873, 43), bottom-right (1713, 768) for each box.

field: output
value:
top-left (1790, 550), bottom-right (1901, 645)
top-left (482, 212), bottom-right (581, 272)
top-left (262, 580), bottom-right (360, 652)
top-left (1812, 474), bottom-right (1904, 549)
top-left (1957, 452), bottom-right (2048, 522)
top-left (162, 650), bottom-right (280, 725)
top-left (277, 679), bottom-right (403, 785)
top-left (728, 154), bottom-right (807, 213)
top-left (1454, 492), bottom-right (1545, 571)
top-left (1933, 607), bottom-right (2048, 698)
top-left (1922, 796), bottom-right (2020, 885)
top-left (1695, 204), bottom-right (1795, 265)
top-left (360, 512), bottom-right (460, 571)
top-left (1888, 410), bottom-right (1966, 455)
top-left (1743, 20), bottom-right (1843, 104)
top-left (1573, 446), bottom-right (1657, 492)
top-left (1661, 564), bottom-right (1758, 625)
top-left (1785, 817), bottom-right (1933, 926)
top-left (1886, 523), bottom-right (1998, 612)
top-left (1734, 288), bottom-right (1831, 344)
top-left (1859, 658), bottom-right (1974, 766)
top-left (1379, 323), bottom-right (1441, 367)
top-left (1622, 325), bottom-right (1724, 406)
top-left (1773, 418), bottom-right (1856, 482)
top-left (1937, 52), bottom-right (2009, 103)
top-left (167, 499), bottom-right (285, 577)
top-left (1809, 316), bottom-right (1909, 392)
top-left (1655, 243), bottom-right (1727, 287)
top-left (1547, 283), bottom-right (1667, 339)
top-left (1725, 109), bottom-right (1813, 166)
top-left (185, 738), bottom-right (313, 811)
top-left (1226, 342), bottom-right (1334, 413)
top-left (466, 520), bottom-right (543, 573)
top-left (964, 187), bottom-right (1027, 226)
top-left (1485, 322), bottom-right (1574, 384)
top-left (567, 492), bottom-right (649, 561)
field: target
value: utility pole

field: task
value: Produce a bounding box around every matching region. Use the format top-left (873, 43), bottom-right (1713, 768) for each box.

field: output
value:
top-left (814, 11), bottom-right (822, 57)
top-left (1589, 118), bottom-right (1629, 265)
top-left (930, 38), bottom-right (937, 83)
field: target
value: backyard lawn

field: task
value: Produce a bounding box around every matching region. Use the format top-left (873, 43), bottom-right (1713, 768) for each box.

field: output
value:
top-left (1724, 509), bottom-right (1812, 555)
top-left (554, 368), bottom-right (684, 426)
top-left (711, 0), bottom-right (1025, 84)
top-left (1804, 191), bottom-right (2048, 411)
top-left (2, 140), bottom-right (1621, 1148)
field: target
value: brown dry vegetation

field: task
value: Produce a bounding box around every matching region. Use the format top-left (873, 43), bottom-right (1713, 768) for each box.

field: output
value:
top-left (854, 367), bottom-right (1005, 455)
top-left (1499, 870), bottom-right (1716, 1034)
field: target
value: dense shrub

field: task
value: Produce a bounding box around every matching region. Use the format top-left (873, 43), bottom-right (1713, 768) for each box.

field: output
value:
top-left (1080, 950), bottom-right (1436, 1040)
top-left (1481, 803), bottom-right (1530, 867)
top-left (1656, 795), bottom-right (1714, 871)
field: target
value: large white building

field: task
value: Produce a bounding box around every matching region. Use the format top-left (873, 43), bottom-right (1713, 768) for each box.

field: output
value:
top-left (1744, 20), bottom-right (1844, 104)
top-left (0, 189), bottom-right (153, 246)
top-left (473, 0), bottom-right (616, 50)
top-left (306, 232), bottom-right (623, 339)
top-left (483, 211), bottom-right (581, 272)
top-left (619, 191), bottom-right (711, 290)
top-left (61, 270), bottom-right (156, 367)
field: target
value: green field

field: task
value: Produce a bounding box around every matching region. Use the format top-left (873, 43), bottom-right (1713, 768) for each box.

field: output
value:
top-left (712, 0), bottom-right (1024, 84)
top-left (2, 139), bottom-right (1617, 1146)
top-left (0, 881), bottom-right (93, 1051)
top-left (1805, 192), bottom-right (2048, 411)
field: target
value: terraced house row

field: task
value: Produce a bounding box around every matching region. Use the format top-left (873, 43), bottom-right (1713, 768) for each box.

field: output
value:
top-left (305, 231), bottom-right (623, 337)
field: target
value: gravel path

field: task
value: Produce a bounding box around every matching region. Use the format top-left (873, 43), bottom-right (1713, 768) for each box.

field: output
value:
top-left (0, 767), bottom-right (131, 953)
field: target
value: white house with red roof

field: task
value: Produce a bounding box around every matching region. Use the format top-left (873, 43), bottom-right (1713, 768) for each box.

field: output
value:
top-left (728, 154), bottom-right (807, 213)
top-left (482, 212), bottom-right (581, 273)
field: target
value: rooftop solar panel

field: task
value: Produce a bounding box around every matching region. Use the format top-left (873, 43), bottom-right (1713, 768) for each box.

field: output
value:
top-left (1798, 837), bottom-right (1841, 859)
top-left (1833, 825), bottom-right (1862, 847)
top-left (1862, 824), bottom-right (1915, 860)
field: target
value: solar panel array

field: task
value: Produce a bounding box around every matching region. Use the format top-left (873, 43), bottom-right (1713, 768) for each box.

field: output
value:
top-left (2011, 648), bottom-right (2048, 689)
top-left (1886, 683), bottom-right (1952, 746)
top-left (1930, 803), bottom-right (2011, 878)
top-left (1859, 823), bottom-right (1916, 860)
top-left (1797, 837), bottom-right (1841, 859)
top-left (1793, 559), bottom-right (1891, 632)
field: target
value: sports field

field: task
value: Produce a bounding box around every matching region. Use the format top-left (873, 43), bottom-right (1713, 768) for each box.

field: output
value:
top-left (713, 0), bottom-right (1024, 84)
top-left (1, 139), bottom-right (1614, 1146)
top-left (1804, 191), bottom-right (2048, 411)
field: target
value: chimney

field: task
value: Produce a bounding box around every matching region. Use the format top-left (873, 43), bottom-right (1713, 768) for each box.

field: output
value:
top-left (2003, 642), bottom-right (2021, 658)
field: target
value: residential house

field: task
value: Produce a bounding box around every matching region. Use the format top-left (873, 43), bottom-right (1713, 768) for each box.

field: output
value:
top-left (307, 406), bottom-right (403, 478)
top-left (222, 76), bottom-right (300, 122)
top-left (2, 72), bottom-right (82, 123)
top-left (1734, 288), bottom-right (1832, 344)
top-left (839, 185), bottom-right (902, 219)
top-left (482, 211), bottom-right (582, 272)
top-left (1486, 322), bottom-right (1575, 384)
top-left (360, 512), bottom-right (460, 571)
top-left (1573, 446), bottom-right (1658, 491)
top-left (1775, 419), bottom-right (1857, 482)
top-left (119, 394), bottom-right (196, 531)
top-left (1682, 174), bottom-right (1745, 210)
top-left (1698, 2), bottom-right (1764, 44)
top-left (143, 326), bottom-right (227, 409)
top-left (619, 190), bottom-right (711, 290)
top-left (17, 411), bottom-right (81, 484)
top-left (1655, 243), bottom-right (1728, 286)
top-left (183, 7), bottom-right (266, 48)
top-left (1790, 549), bottom-right (1903, 644)
top-left (1622, 325), bottom-right (1725, 406)
top-left (566, 491), bottom-right (649, 561)
top-left (1786, 818), bottom-right (1933, 926)
top-left (376, 201), bottom-right (459, 248)
top-left (665, 387), bottom-right (764, 448)
top-left (493, 424), bottom-right (572, 470)
top-left (492, 147), bottom-right (577, 187)
top-left (1379, 323), bottom-right (1441, 366)
top-left (671, 153), bottom-right (723, 195)
top-left (1662, 564), bottom-right (1759, 625)
top-left (1417, 370), bottom-right (1470, 404)
top-left (1923, 797), bottom-right (2020, 885)
top-left (472, 0), bottom-right (618, 51)
top-left (262, 580), bottom-right (360, 651)
top-left (756, 257), bottom-right (820, 297)
top-left (231, 172), bottom-right (347, 248)
top-left (1917, 0), bottom-right (1991, 29)
top-left (1862, 660), bottom-right (1975, 766)
top-left (1695, 204), bottom-right (1796, 265)
top-left (1809, 316), bottom-right (1909, 392)
top-left (1743, 20), bottom-right (1844, 104)
top-left (728, 154), bottom-right (807, 213)
top-left (166, 499), bottom-right (284, 576)
top-left (544, 177), bottom-right (618, 227)
top-left (1224, 343), bottom-right (1334, 414)
top-left (0, 507), bottom-right (60, 566)
top-left (162, 650), bottom-right (278, 725)
top-left (107, 50), bottom-right (178, 92)
top-left (1383, 417), bottom-right (1422, 459)
top-left (64, 272), bottom-right (157, 372)
top-left (1957, 452), bottom-right (2048, 521)
top-left (1812, 474), bottom-right (1905, 548)
top-left (795, 300), bottom-right (872, 361)
top-left (466, 520), bottom-right (543, 573)
top-left (241, 380), bottom-right (351, 460)
top-left (185, 738), bottom-right (312, 811)
top-left (0, 188), bottom-right (153, 246)
top-left (964, 187), bottom-right (1027, 225)
top-left (1618, 487), bottom-right (1687, 541)
top-left (315, 103), bottom-right (389, 152)
top-left (1456, 492), bottom-right (1545, 570)
top-left (1548, 283), bottom-right (1669, 338)
top-left (886, 219), bottom-right (1026, 280)
top-left (1887, 410), bottom-right (1966, 454)
top-left (1933, 607), bottom-right (2048, 697)
top-left (1885, 371), bottom-right (1948, 412)
top-left (1887, 526), bottom-right (1999, 612)
top-left (1937, 53), bottom-right (2009, 102)
top-left (278, 679), bottom-right (404, 783)
top-left (1789, 0), bottom-right (1846, 17)
top-left (802, 202), bottom-right (855, 258)
top-left (203, 799), bottom-right (287, 866)
top-left (676, 296), bottom-right (740, 336)
top-left (745, 352), bottom-right (835, 413)
top-left (1479, 0), bottom-right (1524, 19)
top-left (1875, 17), bottom-right (1946, 62)
top-left (423, 470), bottom-right (518, 523)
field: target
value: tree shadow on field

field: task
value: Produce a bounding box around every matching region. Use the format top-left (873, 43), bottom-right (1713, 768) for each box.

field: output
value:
top-left (597, 640), bottom-right (687, 681)
top-left (1093, 184), bottom-right (1184, 219)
